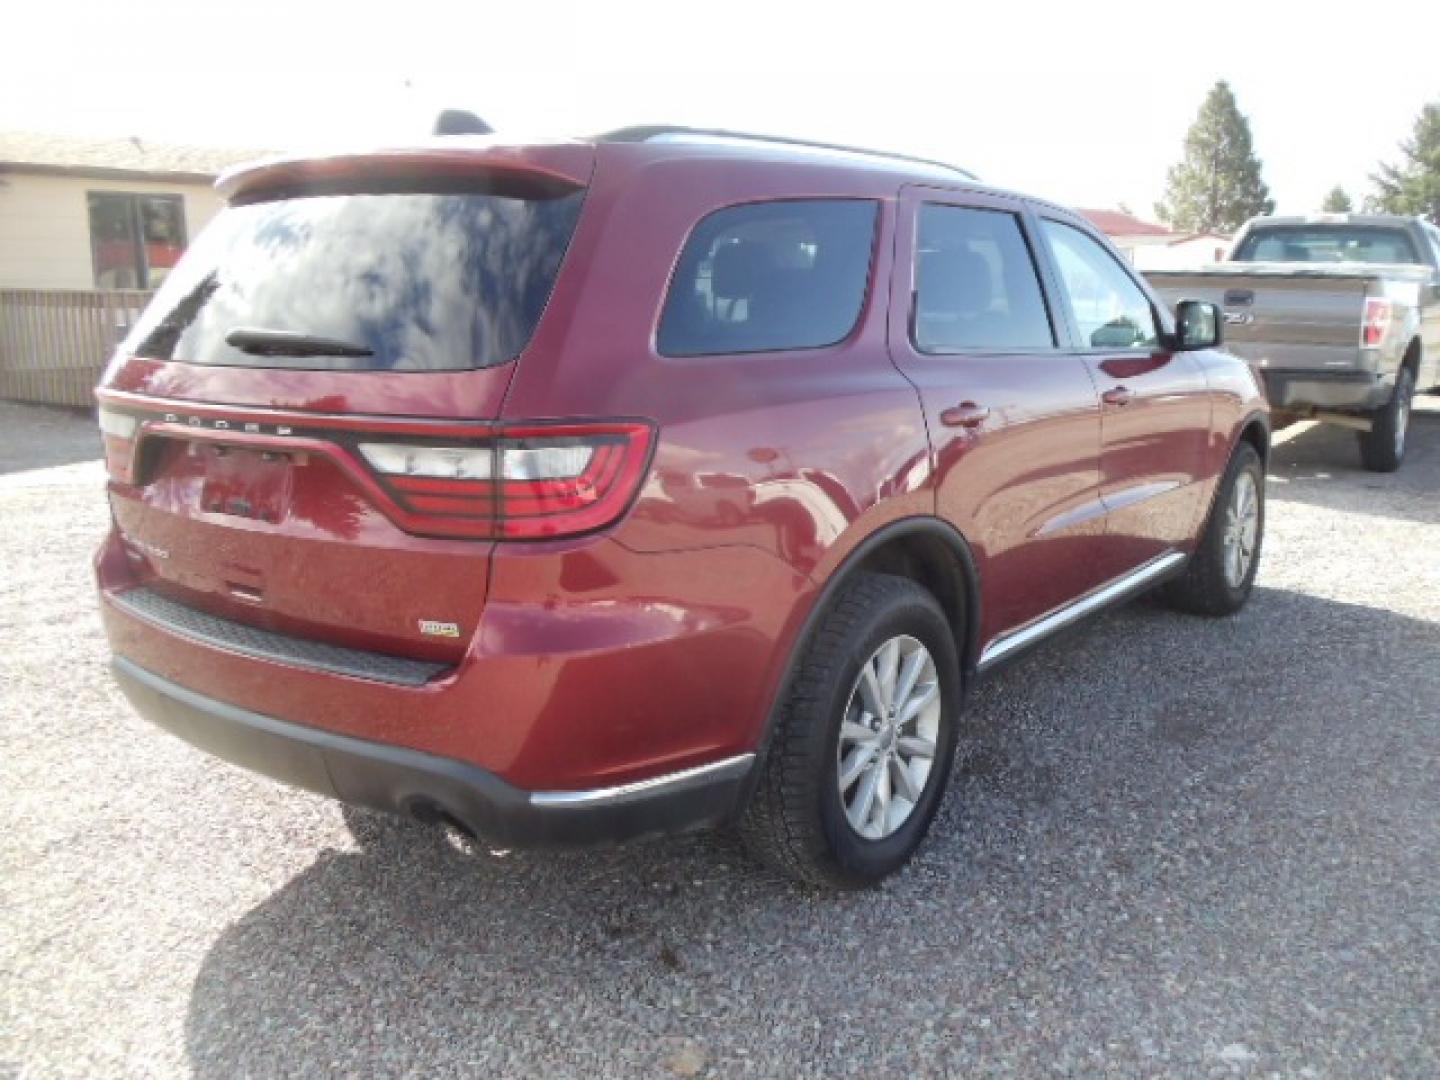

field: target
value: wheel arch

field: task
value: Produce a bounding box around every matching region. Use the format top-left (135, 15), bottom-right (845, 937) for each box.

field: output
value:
top-left (748, 517), bottom-right (982, 762)
top-left (1400, 335), bottom-right (1422, 377)
top-left (1237, 409), bottom-right (1271, 468)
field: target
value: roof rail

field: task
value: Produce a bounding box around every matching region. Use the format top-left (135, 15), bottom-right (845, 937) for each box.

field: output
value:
top-left (600, 125), bottom-right (978, 181)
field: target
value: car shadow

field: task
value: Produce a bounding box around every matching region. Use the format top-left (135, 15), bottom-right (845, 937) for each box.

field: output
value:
top-left (1265, 399), bottom-right (1439, 525)
top-left (184, 585), bottom-right (1440, 1075)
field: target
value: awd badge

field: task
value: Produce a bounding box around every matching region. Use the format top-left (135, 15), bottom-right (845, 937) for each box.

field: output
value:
top-left (418, 619), bottom-right (461, 638)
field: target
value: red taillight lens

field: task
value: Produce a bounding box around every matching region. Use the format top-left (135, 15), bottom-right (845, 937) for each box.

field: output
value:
top-left (359, 422), bottom-right (654, 539)
top-left (1362, 298), bottom-right (1392, 347)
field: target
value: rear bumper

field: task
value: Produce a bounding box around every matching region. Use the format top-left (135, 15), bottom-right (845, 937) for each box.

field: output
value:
top-left (113, 656), bottom-right (754, 847)
top-left (1260, 368), bottom-right (1391, 412)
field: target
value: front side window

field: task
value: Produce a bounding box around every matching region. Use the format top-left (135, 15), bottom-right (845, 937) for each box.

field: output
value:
top-left (913, 205), bottom-right (1054, 351)
top-left (657, 199), bottom-right (877, 357)
top-left (89, 192), bottom-right (187, 289)
top-left (1041, 220), bottom-right (1159, 349)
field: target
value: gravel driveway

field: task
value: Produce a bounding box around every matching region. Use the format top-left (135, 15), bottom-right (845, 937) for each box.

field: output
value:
top-left (3, 398), bottom-right (1438, 1077)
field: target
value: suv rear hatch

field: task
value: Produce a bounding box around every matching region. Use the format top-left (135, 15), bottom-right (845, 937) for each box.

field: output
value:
top-left (98, 142), bottom-right (600, 666)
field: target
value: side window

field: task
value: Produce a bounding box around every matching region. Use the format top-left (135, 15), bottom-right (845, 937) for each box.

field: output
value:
top-left (913, 205), bottom-right (1054, 351)
top-left (657, 200), bottom-right (877, 357)
top-left (1041, 220), bottom-right (1160, 349)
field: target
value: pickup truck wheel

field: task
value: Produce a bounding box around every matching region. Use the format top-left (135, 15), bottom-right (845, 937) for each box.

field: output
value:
top-left (1357, 366), bottom-right (1415, 473)
top-left (1162, 442), bottom-right (1264, 617)
top-left (739, 573), bottom-right (960, 888)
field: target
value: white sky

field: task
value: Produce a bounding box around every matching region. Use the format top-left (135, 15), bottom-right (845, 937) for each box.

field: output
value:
top-left (5, 0), bottom-right (1437, 219)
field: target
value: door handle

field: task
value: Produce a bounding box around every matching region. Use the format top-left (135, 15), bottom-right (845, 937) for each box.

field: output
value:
top-left (1102, 386), bottom-right (1134, 407)
top-left (940, 402), bottom-right (991, 428)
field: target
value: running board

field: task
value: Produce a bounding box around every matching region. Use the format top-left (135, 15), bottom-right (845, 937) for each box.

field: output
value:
top-left (976, 551), bottom-right (1186, 673)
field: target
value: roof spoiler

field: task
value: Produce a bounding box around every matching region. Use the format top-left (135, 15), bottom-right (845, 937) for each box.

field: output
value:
top-left (216, 143), bottom-right (593, 203)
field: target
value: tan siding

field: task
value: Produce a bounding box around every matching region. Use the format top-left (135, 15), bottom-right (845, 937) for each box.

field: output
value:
top-left (0, 173), bottom-right (224, 289)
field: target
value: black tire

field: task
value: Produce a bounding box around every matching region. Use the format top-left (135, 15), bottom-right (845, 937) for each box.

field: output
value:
top-left (1162, 441), bottom-right (1264, 617)
top-left (738, 573), bottom-right (961, 888)
top-left (1357, 365), bottom-right (1415, 473)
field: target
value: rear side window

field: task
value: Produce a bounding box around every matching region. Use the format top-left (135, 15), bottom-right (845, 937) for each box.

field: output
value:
top-left (125, 189), bottom-right (585, 371)
top-left (1232, 226), bottom-right (1421, 265)
top-left (657, 200), bottom-right (877, 357)
top-left (913, 205), bottom-right (1055, 351)
top-left (1040, 220), bottom-right (1159, 349)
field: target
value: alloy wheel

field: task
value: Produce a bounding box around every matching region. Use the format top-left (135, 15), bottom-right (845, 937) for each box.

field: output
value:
top-left (836, 635), bottom-right (941, 840)
top-left (1222, 470), bottom-right (1260, 589)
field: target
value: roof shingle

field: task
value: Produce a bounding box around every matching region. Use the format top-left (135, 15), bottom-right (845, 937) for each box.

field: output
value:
top-left (0, 131), bottom-right (267, 182)
top-left (1078, 208), bottom-right (1173, 238)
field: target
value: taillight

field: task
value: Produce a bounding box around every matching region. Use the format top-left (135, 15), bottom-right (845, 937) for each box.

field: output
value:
top-left (1362, 298), bottom-right (1392, 347)
top-left (97, 406), bottom-right (139, 483)
top-left (358, 421), bottom-right (654, 539)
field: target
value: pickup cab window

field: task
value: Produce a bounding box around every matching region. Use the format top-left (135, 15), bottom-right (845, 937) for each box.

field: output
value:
top-left (1233, 226), bottom-right (1421, 265)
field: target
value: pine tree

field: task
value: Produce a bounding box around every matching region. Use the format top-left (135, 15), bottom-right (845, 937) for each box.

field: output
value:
top-left (1370, 102), bottom-right (1440, 222)
top-left (1321, 186), bottom-right (1352, 212)
top-left (1156, 81), bottom-right (1274, 233)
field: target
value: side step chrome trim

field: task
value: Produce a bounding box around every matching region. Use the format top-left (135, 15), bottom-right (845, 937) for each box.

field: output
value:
top-left (529, 754), bottom-right (756, 808)
top-left (977, 551), bottom-right (1186, 673)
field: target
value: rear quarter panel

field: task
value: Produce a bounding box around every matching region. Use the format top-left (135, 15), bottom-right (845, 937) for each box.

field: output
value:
top-left (499, 149), bottom-right (935, 747)
top-left (501, 149), bottom-right (934, 582)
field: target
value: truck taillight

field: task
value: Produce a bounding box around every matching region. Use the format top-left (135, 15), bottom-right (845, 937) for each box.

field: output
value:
top-left (1362, 298), bottom-right (1392, 347)
top-left (358, 422), bottom-right (654, 539)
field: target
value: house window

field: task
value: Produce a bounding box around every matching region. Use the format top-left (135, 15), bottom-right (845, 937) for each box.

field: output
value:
top-left (87, 193), bottom-right (187, 289)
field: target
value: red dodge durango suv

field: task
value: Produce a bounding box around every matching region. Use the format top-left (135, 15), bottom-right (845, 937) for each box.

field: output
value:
top-left (95, 127), bottom-right (1268, 886)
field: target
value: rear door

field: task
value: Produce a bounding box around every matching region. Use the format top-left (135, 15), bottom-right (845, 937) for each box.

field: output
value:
top-left (1035, 216), bottom-right (1212, 572)
top-left (97, 152), bottom-right (592, 661)
top-left (888, 187), bottom-right (1109, 651)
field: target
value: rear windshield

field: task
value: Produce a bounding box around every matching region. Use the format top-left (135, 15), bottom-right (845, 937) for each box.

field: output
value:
top-left (125, 189), bottom-right (585, 371)
top-left (1232, 226), bottom-right (1420, 266)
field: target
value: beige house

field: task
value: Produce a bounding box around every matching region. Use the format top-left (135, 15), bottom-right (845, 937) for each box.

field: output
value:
top-left (0, 132), bottom-right (264, 290)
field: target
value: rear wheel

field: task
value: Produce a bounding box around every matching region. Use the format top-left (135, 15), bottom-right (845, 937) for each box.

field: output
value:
top-left (1162, 441), bottom-right (1264, 617)
top-left (739, 573), bottom-right (960, 887)
top-left (1357, 366), bottom-right (1415, 473)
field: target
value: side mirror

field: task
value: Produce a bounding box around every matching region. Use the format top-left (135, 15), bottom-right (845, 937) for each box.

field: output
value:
top-left (1174, 299), bottom-right (1222, 350)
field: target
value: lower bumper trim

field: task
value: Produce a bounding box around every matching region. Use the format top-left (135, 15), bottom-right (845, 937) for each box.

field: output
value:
top-left (111, 656), bottom-right (753, 847)
top-left (1261, 368), bottom-right (1388, 412)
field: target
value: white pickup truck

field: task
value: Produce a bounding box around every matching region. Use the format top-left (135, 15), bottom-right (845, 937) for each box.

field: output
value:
top-left (1148, 214), bottom-right (1440, 471)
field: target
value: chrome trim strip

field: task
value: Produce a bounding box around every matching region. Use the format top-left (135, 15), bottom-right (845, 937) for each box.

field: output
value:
top-left (529, 753), bottom-right (756, 808)
top-left (977, 551), bottom-right (1186, 672)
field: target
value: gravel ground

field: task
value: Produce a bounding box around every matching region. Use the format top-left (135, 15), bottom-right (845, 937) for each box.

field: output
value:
top-left (2, 397), bottom-right (1438, 1078)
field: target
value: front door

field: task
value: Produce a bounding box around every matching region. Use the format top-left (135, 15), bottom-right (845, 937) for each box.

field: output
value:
top-left (888, 188), bottom-right (1110, 654)
top-left (1035, 217), bottom-right (1212, 573)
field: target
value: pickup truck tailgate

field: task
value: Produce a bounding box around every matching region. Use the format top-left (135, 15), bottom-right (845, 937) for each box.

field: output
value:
top-left (1148, 265), bottom-right (1368, 361)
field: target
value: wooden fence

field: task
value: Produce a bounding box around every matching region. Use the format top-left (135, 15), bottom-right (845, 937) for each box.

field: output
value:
top-left (0, 289), bottom-right (153, 409)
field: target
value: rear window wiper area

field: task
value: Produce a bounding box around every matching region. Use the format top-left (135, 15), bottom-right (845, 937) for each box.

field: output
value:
top-left (224, 327), bottom-right (375, 358)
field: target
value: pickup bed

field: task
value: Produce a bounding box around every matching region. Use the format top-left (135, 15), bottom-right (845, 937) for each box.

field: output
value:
top-left (1149, 214), bottom-right (1440, 471)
